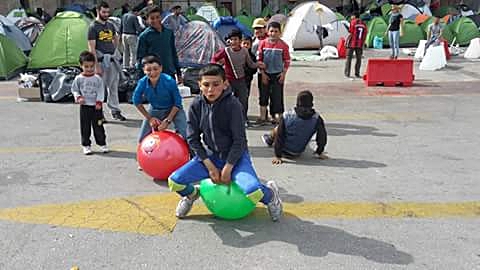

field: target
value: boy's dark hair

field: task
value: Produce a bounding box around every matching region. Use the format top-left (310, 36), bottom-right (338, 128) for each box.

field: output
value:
top-left (79, 51), bottom-right (96, 64)
top-left (146, 6), bottom-right (162, 17)
top-left (198, 64), bottom-right (226, 81)
top-left (353, 11), bottom-right (360, 18)
top-left (132, 5), bottom-right (142, 13)
top-left (96, 1), bottom-right (109, 10)
top-left (142, 55), bottom-right (162, 66)
top-left (267, 21), bottom-right (281, 31)
top-left (227, 29), bottom-right (242, 40)
top-left (242, 36), bottom-right (253, 42)
top-left (172, 5), bottom-right (181, 10)
top-left (296, 90), bottom-right (314, 108)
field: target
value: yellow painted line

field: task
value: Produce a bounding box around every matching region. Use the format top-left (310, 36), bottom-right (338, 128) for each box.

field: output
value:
top-left (0, 193), bottom-right (478, 236)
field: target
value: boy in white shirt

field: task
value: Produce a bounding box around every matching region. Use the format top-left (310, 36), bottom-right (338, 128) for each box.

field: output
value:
top-left (71, 51), bottom-right (109, 155)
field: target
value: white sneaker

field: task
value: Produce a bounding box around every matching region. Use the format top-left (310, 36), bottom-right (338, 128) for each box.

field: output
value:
top-left (82, 146), bottom-right (92, 155)
top-left (175, 186), bottom-right (200, 218)
top-left (266, 181), bottom-right (283, 222)
top-left (99, 145), bottom-right (109, 153)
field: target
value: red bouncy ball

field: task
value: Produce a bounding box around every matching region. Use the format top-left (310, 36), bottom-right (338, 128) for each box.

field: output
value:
top-left (137, 130), bottom-right (189, 180)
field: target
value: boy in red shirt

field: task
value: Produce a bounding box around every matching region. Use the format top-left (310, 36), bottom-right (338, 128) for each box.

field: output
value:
top-left (344, 12), bottom-right (367, 78)
top-left (257, 21), bottom-right (291, 124)
top-left (212, 29), bottom-right (259, 123)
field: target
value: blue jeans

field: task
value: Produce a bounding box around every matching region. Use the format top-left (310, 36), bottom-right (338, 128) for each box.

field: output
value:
top-left (137, 106), bottom-right (187, 143)
top-left (168, 151), bottom-right (273, 205)
top-left (388, 31), bottom-right (400, 57)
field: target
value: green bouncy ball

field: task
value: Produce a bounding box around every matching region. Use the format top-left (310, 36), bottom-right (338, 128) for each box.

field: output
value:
top-left (199, 179), bottom-right (256, 220)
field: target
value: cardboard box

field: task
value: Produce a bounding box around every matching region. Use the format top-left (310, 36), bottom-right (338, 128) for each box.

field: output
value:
top-left (17, 87), bottom-right (41, 101)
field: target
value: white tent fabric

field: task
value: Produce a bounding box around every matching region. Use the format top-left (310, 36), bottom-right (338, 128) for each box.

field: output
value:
top-left (319, 45), bottom-right (339, 60)
top-left (6, 8), bottom-right (27, 24)
top-left (196, 5), bottom-right (219, 23)
top-left (401, 4), bottom-right (432, 20)
top-left (420, 44), bottom-right (447, 71)
top-left (0, 15), bottom-right (32, 51)
top-left (464, 38), bottom-right (480, 59)
top-left (282, 1), bottom-right (341, 50)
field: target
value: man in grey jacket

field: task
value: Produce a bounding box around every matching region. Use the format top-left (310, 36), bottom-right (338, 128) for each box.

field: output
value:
top-left (121, 6), bottom-right (143, 68)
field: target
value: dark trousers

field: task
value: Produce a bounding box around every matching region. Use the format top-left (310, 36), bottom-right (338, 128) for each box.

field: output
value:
top-left (80, 105), bottom-right (106, 147)
top-left (262, 73), bottom-right (284, 117)
top-left (230, 79), bottom-right (249, 120)
top-left (344, 48), bottom-right (363, 77)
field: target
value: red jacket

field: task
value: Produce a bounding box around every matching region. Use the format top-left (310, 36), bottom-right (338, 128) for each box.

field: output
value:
top-left (348, 18), bottom-right (367, 49)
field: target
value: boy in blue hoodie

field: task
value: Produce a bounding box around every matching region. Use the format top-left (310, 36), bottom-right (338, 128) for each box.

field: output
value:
top-left (168, 64), bottom-right (283, 221)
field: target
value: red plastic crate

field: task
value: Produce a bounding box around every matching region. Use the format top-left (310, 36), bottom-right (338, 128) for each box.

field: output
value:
top-left (363, 59), bottom-right (415, 87)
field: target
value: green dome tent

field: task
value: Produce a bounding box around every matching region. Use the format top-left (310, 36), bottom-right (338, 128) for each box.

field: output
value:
top-left (420, 17), bottom-right (455, 44)
top-left (28, 11), bottom-right (90, 69)
top-left (186, 6), bottom-right (197, 16)
top-left (381, 3), bottom-right (392, 20)
top-left (366, 17), bottom-right (388, 47)
top-left (235, 14), bottom-right (255, 31)
top-left (217, 6), bottom-right (231, 17)
top-left (280, 4), bottom-right (290, 16)
top-left (0, 34), bottom-right (27, 80)
top-left (399, 20), bottom-right (425, 46)
top-left (187, 14), bottom-right (209, 23)
top-left (451, 17), bottom-right (480, 45)
top-left (261, 6), bottom-right (274, 17)
top-left (432, 6), bottom-right (454, 18)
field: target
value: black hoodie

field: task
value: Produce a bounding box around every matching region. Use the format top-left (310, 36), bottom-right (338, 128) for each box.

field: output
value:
top-left (187, 88), bottom-right (247, 165)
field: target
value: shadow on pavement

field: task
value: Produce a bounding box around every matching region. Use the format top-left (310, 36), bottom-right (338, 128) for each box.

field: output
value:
top-left (105, 119), bottom-right (143, 128)
top-left (327, 123), bottom-right (397, 137)
top-left (98, 150), bottom-right (136, 159)
top-left (187, 212), bottom-right (414, 265)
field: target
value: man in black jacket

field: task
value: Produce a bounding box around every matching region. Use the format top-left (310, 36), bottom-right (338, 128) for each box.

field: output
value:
top-left (168, 64), bottom-right (283, 221)
top-left (262, 90), bottom-right (328, 165)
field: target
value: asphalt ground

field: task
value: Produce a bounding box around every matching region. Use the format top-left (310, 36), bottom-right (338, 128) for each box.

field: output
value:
top-left (0, 50), bottom-right (479, 269)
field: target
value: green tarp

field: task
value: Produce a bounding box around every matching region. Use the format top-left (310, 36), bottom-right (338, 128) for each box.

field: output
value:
top-left (451, 17), bottom-right (480, 45)
top-left (261, 6), bottom-right (274, 17)
top-left (28, 11), bottom-right (90, 69)
top-left (0, 34), bottom-right (27, 80)
top-left (217, 6), bottom-right (231, 17)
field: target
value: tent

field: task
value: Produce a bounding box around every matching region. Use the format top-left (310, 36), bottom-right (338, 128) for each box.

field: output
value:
top-left (212, 16), bottom-right (252, 41)
top-left (0, 34), bottom-right (27, 80)
top-left (450, 17), bottom-right (480, 46)
top-left (261, 6), bottom-right (274, 17)
top-left (15, 16), bottom-right (44, 44)
top-left (175, 21), bottom-right (225, 67)
top-left (186, 7), bottom-right (197, 16)
top-left (282, 1), bottom-right (339, 49)
top-left (64, 3), bottom-right (90, 14)
top-left (235, 14), bottom-right (255, 31)
top-left (400, 4), bottom-right (431, 20)
top-left (28, 11), bottom-right (90, 69)
top-left (6, 8), bottom-right (27, 24)
top-left (365, 17), bottom-right (388, 47)
top-left (270, 14), bottom-right (288, 26)
top-left (187, 14), bottom-right (209, 23)
top-left (196, 5), bottom-right (221, 22)
top-left (399, 20), bottom-right (425, 46)
top-left (217, 6), bottom-right (231, 17)
top-left (0, 15), bottom-right (32, 52)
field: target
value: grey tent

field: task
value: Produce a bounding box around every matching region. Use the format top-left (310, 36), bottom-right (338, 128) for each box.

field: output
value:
top-left (15, 16), bottom-right (44, 44)
top-left (0, 14), bottom-right (32, 52)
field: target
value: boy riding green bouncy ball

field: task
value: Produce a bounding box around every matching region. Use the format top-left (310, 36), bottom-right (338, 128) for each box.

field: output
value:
top-left (168, 64), bottom-right (283, 221)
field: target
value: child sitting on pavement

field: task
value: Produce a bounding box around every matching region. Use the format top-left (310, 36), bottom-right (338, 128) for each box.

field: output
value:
top-left (71, 51), bottom-right (109, 155)
top-left (168, 64), bottom-right (283, 221)
top-left (262, 90), bottom-right (328, 165)
top-left (132, 55), bottom-right (187, 143)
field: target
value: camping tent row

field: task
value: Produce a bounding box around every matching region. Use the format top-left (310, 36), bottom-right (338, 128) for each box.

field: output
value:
top-left (365, 15), bottom-right (480, 48)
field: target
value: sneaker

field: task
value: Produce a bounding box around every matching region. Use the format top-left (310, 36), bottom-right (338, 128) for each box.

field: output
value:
top-left (82, 146), bottom-right (92, 155)
top-left (112, 113), bottom-right (127, 121)
top-left (266, 181), bottom-right (283, 222)
top-left (175, 186), bottom-right (200, 218)
top-left (262, 134), bottom-right (273, 147)
top-left (99, 145), bottom-right (109, 153)
top-left (355, 74), bottom-right (362, 78)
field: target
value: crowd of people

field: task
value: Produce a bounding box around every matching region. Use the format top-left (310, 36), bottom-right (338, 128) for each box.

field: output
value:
top-left (71, 1), bottom-right (330, 222)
